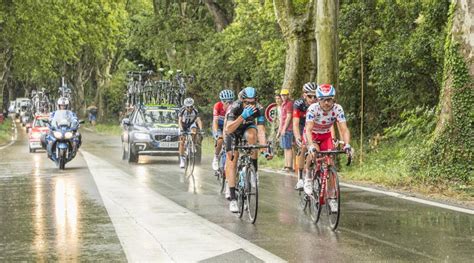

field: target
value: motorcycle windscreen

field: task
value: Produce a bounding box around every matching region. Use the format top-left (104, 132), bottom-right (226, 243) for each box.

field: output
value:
top-left (51, 110), bottom-right (72, 128)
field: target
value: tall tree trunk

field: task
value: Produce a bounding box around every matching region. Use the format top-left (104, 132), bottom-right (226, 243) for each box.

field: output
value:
top-left (425, 0), bottom-right (473, 182)
top-left (274, 0), bottom-right (316, 94)
top-left (1, 49), bottom-right (13, 112)
top-left (203, 0), bottom-right (231, 32)
top-left (315, 0), bottom-right (338, 85)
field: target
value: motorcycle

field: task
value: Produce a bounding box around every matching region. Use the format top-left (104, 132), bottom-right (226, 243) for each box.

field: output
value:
top-left (44, 110), bottom-right (83, 170)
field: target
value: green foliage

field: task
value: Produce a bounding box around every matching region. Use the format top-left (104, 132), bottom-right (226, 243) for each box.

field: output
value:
top-left (416, 2), bottom-right (473, 184)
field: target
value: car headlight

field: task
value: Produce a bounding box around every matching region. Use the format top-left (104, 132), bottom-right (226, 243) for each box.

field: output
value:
top-left (53, 131), bottom-right (63, 139)
top-left (134, 132), bottom-right (150, 140)
top-left (64, 132), bottom-right (74, 139)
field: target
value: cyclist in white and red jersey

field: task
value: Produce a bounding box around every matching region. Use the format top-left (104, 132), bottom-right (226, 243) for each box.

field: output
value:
top-left (304, 84), bottom-right (352, 195)
top-left (212, 89), bottom-right (235, 170)
top-left (293, 82), bottom-right (318, 190)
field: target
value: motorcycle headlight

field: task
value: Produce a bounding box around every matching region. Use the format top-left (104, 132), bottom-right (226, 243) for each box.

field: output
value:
top-left (53, 131), bottom-right (63, 139)
top-left (64, 132), bottom-right (74, 139)
top-left (134, 132), bottom-right (150, 140)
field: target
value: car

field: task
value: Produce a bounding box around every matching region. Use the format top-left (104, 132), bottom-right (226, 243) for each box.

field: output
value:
top-left (28, 114), bottom-right (50, 153)
top-left (121, 105), bottom-right (183, 163)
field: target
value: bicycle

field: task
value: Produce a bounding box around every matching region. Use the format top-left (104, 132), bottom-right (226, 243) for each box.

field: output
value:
top-left (300, 145), bottom-right (351, 230)
top-left (182, 130), bottom-right (204, 181)
top-left (232, 142), bottom-right (272, 224)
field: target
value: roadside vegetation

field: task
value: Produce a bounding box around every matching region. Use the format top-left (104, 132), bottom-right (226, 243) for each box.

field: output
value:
top-left (1, 1), bottom-right (472, 201)
top-left (0, 118), bottom-right (13, 145)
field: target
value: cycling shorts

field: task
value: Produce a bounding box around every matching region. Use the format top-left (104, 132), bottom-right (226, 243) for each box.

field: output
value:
top-left (303, 131), bottom-right (334, 151)
top-left (224, 124), bottom-right (257, 152)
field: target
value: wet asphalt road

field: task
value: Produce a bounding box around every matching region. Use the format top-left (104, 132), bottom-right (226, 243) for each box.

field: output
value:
top-left (0, 125), bottom-right (473, 262)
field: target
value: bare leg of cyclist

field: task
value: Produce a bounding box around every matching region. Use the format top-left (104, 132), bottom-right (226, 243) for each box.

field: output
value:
top-left (178, 135), bottom-right (186, 168)
top-left (295, 145), bottom-right (306, 190)
top-left (226, 150), bottom-right (239, 212)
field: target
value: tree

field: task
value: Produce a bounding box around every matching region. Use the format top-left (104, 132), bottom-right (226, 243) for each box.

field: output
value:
top-left (421, 0), bottom-right (473, 183)
top-left (273, 0), bottom-right (316, 94)
top-left (315, 0), bottom-right (337, 84)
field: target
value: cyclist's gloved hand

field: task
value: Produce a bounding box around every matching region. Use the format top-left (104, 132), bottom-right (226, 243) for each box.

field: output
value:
top-left (212, 132), bottom-right (220, 140)
top-left (343, 143), bottom-right (352, 155)
top-left (295, 137), bottom-right (303, 148)
top-left (261, 151), bottom-right (273, 160)
top-left (308, 145), bottom-right (317, 155)
top-left (241, 106), bottom-right (256, 120)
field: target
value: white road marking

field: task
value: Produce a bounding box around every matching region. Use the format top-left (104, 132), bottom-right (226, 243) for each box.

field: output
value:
top-left (82, 150), bottom-right (285, 263)
top-left (260, 168), bottom-right (474, 215)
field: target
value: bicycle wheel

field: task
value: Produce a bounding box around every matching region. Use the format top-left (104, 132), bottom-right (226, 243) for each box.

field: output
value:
top-left (237, 184), bottom-right (245, 218)
top-left (310, 171), bottom-right (322, 224)
top-left (246, 165), bottom-right (258, 224)
top-left (184, 139), bottom-right (195, 178)
top-left (327, 167), bottom-right (341, 230)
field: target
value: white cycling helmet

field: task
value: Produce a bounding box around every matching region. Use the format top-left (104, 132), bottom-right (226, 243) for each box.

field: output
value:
top-left (303, 82), bottom-right (317, 94)
top-left (183, 97), bottom-right (194, 107)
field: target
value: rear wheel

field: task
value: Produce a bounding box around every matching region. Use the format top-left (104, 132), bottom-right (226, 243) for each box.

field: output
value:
top-left (246, 165), bottom-right (258, 224)
top-left (327, 167), bottom-right (341, 230)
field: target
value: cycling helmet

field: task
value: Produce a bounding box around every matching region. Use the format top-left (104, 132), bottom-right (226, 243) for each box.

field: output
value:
top-left (303, 82), bottom-right (317, 94)
top-left (57, 97), bottom-right (70, 108)
top-left (183, 97), bottom-right (194, 107)
top-left (316, 84), bottom-right (336, 98)
top-left (239, 87), bottom-right (257, 100)
top-left (219, 89), bottom-right (235, 101)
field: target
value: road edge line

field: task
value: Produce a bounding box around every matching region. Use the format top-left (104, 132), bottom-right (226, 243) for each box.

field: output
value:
top-left (260, 168), bottom-right (474, 215)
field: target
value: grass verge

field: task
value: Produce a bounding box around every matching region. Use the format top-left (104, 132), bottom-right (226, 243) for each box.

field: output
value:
top-left (83, 122), bottom-right (122, 136)
top-left (0, 118), bottom-right (13, 145)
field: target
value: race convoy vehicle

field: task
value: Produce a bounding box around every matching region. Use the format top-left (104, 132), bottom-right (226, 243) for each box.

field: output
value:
top-left (27, 114), bottom-right (50, 153)
top-left (121, 105), bottom-right (195, 163)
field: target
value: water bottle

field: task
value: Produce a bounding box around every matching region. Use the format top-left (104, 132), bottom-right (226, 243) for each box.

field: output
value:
top-left (239, 170), bottom-right (245, 188)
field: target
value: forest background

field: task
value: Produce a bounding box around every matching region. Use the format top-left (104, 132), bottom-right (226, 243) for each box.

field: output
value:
top-left (0, 0), bottom-right (472, 198)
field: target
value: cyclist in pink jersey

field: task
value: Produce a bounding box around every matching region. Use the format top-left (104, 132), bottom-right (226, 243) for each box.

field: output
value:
top-left (303, 84), bottom-right (352, 195)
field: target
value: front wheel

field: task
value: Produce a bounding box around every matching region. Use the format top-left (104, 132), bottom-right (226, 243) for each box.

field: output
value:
top-left (184, 139), bottom-right (195, 178)
top-left (327, 167), bottom-right (341, 230)
top-left (246, 165), bottom-right (258, 224)
top-left (58, 149), bottom-right (66, 170)
top-left (127, 142), bottom-right (138, 163)
top-left (310, 172), bottom-right (322, 224)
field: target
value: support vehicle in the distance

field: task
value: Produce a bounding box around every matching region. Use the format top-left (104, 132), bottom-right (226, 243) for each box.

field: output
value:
top-left (27, 114), bottom-right (50, 153)
top-left (122, 104), bottom-right (197, 163)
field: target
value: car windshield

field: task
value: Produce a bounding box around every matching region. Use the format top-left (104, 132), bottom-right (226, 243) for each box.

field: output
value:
top-left (34, 118), bottom-right (48, 128)
top-left (143, 110), bottom-right (177, 124)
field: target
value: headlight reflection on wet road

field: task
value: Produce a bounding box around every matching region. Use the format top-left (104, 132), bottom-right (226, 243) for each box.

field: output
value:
top-left (54, 178), bottom-right (80, 260)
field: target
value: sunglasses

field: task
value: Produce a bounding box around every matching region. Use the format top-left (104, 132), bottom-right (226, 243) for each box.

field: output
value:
top-left (306, 95), bottom-right (316, 99)
top-left (320, 98), bottom-right (334, 103)
top-left (243, 100), bottom-right (256, 105)
top-left (222, 100), bottom-right (232, 105)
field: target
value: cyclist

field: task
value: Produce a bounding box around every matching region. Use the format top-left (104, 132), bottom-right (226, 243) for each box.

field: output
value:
top-left (224, 87), bottom-right (273, 213)
top-left (304, 84), bottom-right (352, 195)
top-left (293, 82), bottom-right (318, 190)
top-left (212, 89), bottom-right (235, 171)
top-left (178, 97), bottom-right (203, 168)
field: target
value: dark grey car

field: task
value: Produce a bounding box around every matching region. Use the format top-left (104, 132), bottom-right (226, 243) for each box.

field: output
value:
top-left (121, 106), bottom-right (180, 163)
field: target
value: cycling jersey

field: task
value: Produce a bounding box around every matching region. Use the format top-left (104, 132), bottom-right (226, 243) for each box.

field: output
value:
top-left (292, 98), bottom-right (309, 132)
top-left (213, 101), bottom-right (226, 129)
top-left (178, 106), bottom-right (199, 130)
top-left (306, 102), bottom-right (346, 134)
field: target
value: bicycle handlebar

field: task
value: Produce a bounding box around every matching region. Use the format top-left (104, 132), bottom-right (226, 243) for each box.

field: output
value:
top-left (316, 150), bottom-right (352, 166)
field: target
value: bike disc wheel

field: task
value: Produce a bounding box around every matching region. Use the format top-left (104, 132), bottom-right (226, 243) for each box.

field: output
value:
top-left (246, 166), bottom-right (258, 224)
top-left (327, 167), bottom-right (341, 230)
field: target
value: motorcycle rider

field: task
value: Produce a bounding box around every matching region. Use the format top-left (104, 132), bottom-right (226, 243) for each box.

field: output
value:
top-left (46, 97), bottom-right (81, 158)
